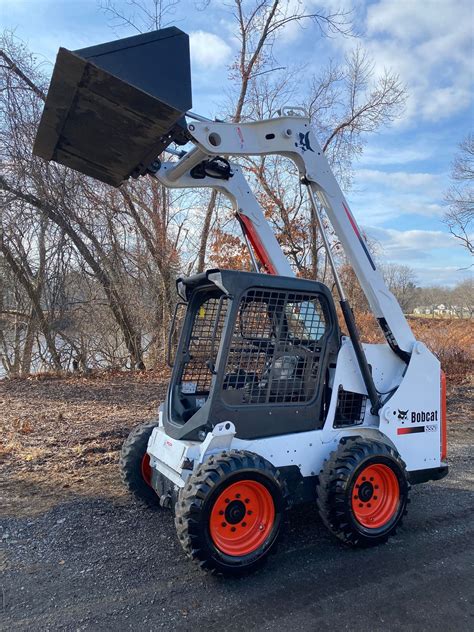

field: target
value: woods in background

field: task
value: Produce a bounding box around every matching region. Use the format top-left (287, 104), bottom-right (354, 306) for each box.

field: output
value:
top-left (443, 132), bottom-right (473, 256)
top-left (0, 1), bottom-right (470, 377)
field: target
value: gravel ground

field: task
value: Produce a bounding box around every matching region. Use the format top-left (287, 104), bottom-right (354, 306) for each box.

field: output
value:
top-left (1, 375), bottom-right (473, 631)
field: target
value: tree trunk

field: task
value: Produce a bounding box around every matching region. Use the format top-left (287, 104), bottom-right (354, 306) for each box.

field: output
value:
top-left (20, 307), bottom-right (36, 375)
top-left (309, 202), bottom-right (319, 279)
top-left (0, 240), bottom-right (62, 370)
top-left (197, 190), bottom-right (218, 273)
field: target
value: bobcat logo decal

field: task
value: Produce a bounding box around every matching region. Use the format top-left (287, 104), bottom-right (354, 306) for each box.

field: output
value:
top-left (397, 409), bottom-right (409, 421)
top-left (296, 131), bottom-right (314, 153)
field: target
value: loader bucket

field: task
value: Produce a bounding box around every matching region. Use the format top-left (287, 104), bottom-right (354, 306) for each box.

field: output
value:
top-left (33, 27), bottom-right (192, 187)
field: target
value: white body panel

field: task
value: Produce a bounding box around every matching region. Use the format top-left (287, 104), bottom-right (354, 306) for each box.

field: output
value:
top-left (147, 339), bottom-right (443, 484)
top-left (378, 342), bottom-right (442, 471)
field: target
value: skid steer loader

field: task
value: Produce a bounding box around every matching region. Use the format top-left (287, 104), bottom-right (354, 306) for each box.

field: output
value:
top-left (34, 27), bottom-right (448, 575)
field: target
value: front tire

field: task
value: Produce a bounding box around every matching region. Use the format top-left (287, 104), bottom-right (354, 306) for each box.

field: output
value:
top-left (120, 421), bottom-right (159, 506)
top-left (175, 450), bottom-right (288, 575)
top-left (316, 437), bottom-right (409, 547)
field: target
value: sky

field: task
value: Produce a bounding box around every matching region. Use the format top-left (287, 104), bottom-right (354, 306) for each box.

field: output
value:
top-left (1, 0), bottom-right (473, 286)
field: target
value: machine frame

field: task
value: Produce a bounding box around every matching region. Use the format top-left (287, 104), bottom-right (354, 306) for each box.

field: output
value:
top-left (146, 112), bottom-right (447, 496)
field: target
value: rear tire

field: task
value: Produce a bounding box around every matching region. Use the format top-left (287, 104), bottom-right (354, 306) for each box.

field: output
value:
top-left (120, 421), bottom-right (159, 506)
top-left (316, 437), bottom-right (409, 547)
top-left (175, 450), bottom-right (288, 575)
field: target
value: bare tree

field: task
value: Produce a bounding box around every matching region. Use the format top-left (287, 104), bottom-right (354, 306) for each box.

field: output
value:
top-left (452, 278), bottom-right (473, 318)
top-left (0, 33), bottom-right (147, 370)
top-left (197, 0), bottom-right (352, 272)
top-left (0, 214), bottom-right (62, 370)
top-left (215, 51), bottom-right (406, 280)
top-left (0, 254), bottom-right (33, 375)
top-left (100, 0), bottom-right (179, 33)
top-left (312, 47), bottom-right (406, 186)
top-left (417, 285), bottom-right (448, 318)
top-left (380, 263), bottom-right (419, 314)
top-left (444, 133), bottom-right (474, 256)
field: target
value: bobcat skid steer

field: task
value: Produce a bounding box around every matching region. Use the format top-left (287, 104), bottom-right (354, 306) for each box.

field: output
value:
top-left (34, 27), bottom-right (448, 575)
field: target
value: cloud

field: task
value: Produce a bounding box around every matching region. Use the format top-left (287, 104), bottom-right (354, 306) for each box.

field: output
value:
top-left (411, 266), bottom-right (471, 287)
top-left (357, 169), bottom-right (441, 190)
top-left (349, 167), bottom-right (446, 225)
top-left (358, 144), bottom-right (435, 167)
top-left (420, 85), bottom-right (472, 121)
top-left (190, 31), bottom-right (232, 70)
top-left (351, 193), bottom-right (445, 224)
top-left (363, 0), bottom-right (473, 125)
top-left (362, 226), bottom-right (472, 285)
top-left (358, 139), bottom-right (437, 167)
top-left (368, 226), bottom-right (455, 256)
top-left (366, 0), bottom-right (469, 43)
top-left (330, 0), bottom-right (473, 126)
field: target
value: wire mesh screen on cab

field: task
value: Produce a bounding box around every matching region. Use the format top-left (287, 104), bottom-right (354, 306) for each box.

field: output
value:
top-left (181, 296), bottom-right (228, 395)
top-left (222, 289), bottom-right (326, 406)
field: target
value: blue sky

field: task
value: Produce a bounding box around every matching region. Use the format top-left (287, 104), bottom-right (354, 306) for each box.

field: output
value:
top-left (1, 0), bottom-right (473, 286)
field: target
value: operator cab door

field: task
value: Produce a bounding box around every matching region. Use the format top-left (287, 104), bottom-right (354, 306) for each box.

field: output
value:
top-left (169, 288), bottom-right (228, 425)
top-left (214, 287), bottom-right (339, 439)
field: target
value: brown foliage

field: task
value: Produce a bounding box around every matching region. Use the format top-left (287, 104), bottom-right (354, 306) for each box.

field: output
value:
top-left (353, 313), bottom-right (473, 383)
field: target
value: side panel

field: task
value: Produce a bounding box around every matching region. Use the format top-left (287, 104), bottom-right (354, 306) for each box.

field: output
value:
top-left (232, 430), bottom-right (333, 478)
top-left (322, 339), bottom-right (405, 438)
top-left (232, 342), bottom-right (441, 475)
top-left (378, 343), bottom-right (443, 471)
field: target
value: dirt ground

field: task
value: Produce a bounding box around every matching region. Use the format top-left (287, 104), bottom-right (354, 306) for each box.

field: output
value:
top-left (1, 371), bottom-right (473, 631)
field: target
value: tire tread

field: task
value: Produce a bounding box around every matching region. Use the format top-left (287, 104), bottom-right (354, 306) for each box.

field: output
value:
top-left (316, 436), bottom-right (409, 547)
top-left (120, 420), bottom-right (159, 507)
top-left (175, 450), bottom-right (288, 575)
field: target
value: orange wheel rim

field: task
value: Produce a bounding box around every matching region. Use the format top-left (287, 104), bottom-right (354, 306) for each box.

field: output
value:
top-left (141, 453), bottom-right (152, 487)
top-left (351, 463), bottom-right (400, 528)
top-left (209, 480), bottom-right (275, 556)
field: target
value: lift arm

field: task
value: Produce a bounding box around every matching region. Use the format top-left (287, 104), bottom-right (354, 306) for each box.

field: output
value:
top-left (167, 115), bottom-right (415, 358)
top-left (155, 159), bottom-right (293, 277)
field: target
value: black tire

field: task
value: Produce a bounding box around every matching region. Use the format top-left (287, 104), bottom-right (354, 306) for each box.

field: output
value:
top-left (120, 420), bottom-right (159, 506)
top-left (316, 436), bottom-right (409, 547)
top-left (175, 450), bottom-right (288, 576)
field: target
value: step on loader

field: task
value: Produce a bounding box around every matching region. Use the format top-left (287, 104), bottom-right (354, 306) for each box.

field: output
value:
top-left (34, 27), bottom-right (448, 575)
